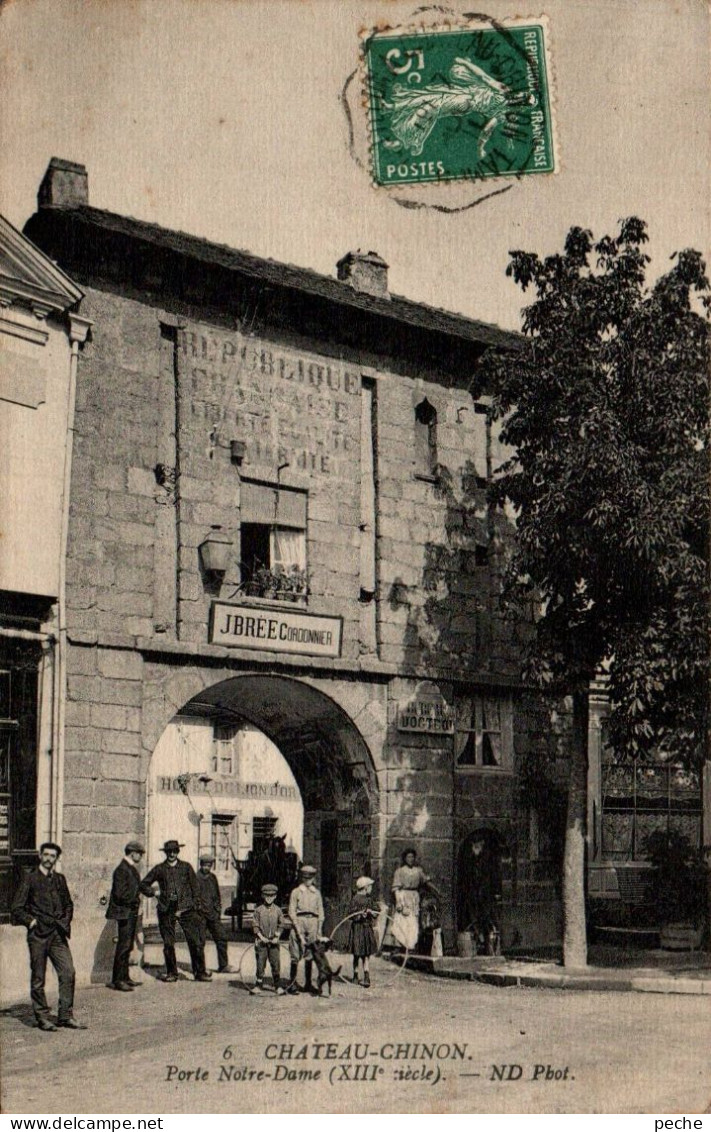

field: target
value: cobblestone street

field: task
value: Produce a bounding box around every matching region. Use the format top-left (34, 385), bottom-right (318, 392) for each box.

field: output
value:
top-left (2, 952), bottom-right (710, 1115)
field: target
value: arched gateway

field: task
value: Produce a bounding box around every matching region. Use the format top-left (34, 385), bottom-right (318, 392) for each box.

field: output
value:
top-left (145, 674), bottom-right (379, 927)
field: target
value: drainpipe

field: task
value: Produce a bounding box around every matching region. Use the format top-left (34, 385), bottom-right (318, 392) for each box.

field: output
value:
top-left (52, 313), bottom-right (92, 843)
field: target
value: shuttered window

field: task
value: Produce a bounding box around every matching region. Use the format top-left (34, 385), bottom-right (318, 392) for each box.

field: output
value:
top-left (240, 480), bottom-right (306, 529)
top-left (239, 480), bottom-right (308, 595)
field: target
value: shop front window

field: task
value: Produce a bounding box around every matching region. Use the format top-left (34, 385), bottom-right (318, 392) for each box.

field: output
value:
top-left (600, 730), bottom-right (702, 860)
top-left (0, 644), bottom-right (40, 918)
top-left (252, 815), bottom-right (278, 857)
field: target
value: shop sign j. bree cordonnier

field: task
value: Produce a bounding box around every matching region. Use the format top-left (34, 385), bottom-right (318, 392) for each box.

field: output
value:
top-left (209, 601), bottom-right (343, 658)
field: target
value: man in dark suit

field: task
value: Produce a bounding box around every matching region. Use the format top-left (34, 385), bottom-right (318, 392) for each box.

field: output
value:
top-left (106, 840), bottom-right (145, 991)
top-left (139, 840), bottom-right (210, 982)
top-left (11, 842), bottom-right (87, 1032)
top-left (457, 833), bottom-right (503, 955)
top-left (195, 852), bottom-right (234, 974)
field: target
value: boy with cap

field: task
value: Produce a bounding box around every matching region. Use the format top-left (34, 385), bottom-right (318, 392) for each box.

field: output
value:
top-left (106, 841), bottom-right (145, 991)
top-left (140, 840), bottom-right (210, 982)
top-left (287, 864), bottom-right (324, 994)
top-left (251, 883), bottom-right (285, 995)
top-left (196, 852), bottom-right (234, 974)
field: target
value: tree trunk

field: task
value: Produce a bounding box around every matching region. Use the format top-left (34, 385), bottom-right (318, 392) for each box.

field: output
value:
top-left (703, 761), bottom-right (711, 952)
top-left (562, 690), bottom-right (589, 968)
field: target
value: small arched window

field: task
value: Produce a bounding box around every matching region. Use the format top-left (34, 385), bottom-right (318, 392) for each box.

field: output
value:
top-left (414, 398), bottom-right (438, 477)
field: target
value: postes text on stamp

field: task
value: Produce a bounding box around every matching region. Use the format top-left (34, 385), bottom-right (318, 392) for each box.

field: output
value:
top-left (363, 19), bottom-right (555, 187)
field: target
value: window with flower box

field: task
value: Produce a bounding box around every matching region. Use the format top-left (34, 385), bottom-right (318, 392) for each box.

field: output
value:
top-left (239, 480), bottom-right (308, 600)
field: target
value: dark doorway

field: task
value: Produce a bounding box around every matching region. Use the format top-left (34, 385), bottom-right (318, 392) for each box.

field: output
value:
top-left (0, 640), bottom-right (41, 919)
top-left (456, 828), bottom-right (505, 936)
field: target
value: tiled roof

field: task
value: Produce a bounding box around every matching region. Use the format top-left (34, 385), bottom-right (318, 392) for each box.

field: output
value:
top-left (57, 204), bottom-right (523, 351)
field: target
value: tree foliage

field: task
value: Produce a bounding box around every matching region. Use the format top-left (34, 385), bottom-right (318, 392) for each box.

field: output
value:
top-left (486, 218), bottom-right (710, 765)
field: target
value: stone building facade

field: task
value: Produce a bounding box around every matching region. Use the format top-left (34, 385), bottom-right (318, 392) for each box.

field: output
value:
top-left (19, 158), bottom-right (568, 983)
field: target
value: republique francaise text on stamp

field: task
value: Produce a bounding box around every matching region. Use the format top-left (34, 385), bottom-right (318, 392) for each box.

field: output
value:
top-left (363, 17), bottom-right (556, 187)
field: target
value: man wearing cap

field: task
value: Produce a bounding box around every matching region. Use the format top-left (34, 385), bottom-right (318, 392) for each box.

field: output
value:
top-left (11, 842), bottom-right (87, 1031)
top-left (106, 841), bottom-right (145, 991)
top-left (252, 883), bottom-right (285, 994)
top-left (287, 864), bottom-right (324, 994)
top-left (196, 852), bottom-right (234, 974)
top-left (140, 841), bottom-right (210, 982)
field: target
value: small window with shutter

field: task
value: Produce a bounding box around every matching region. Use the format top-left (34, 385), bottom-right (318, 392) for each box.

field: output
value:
top-left (239, 480), bottom-right (308, 598)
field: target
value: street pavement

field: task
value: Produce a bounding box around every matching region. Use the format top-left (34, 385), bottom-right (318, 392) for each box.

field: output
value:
top-left (2, 945), bottom-right (710, 1115)
top-left (421, 953), bottom-right (711, 994)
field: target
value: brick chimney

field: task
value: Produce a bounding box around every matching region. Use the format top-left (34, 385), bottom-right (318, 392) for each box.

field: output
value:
top-left (38, 158), bottom-right (88, 209)
top-left (336, 250), bottom-right (389, 300)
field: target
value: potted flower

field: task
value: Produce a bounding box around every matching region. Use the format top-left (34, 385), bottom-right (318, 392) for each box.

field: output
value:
top-left (285, 565), bottom-right (309, 603)
top-left (242, 566), bottom-right (262, 597)
top-left (253, 566), bottom-right (278, 599)
top-left (273, 568), bottom-right (290, 602)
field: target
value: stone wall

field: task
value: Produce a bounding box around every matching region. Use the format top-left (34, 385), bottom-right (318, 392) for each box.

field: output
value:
top-left (174, 324), bottom-right (364, 652)
top-left (67, 287), bottom-right (161, 639)
top-left (66, 284), bottom-right (526, 674)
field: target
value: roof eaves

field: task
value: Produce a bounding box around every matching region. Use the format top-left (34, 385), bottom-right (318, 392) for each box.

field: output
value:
top-left (66, 204), bottom-right (522, 350)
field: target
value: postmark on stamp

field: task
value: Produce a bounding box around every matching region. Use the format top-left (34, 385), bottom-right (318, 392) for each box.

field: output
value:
top-left (363, 18), bottom-right (555, 187)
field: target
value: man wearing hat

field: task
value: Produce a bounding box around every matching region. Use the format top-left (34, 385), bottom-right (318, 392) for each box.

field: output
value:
top-left (195, 852), bottom-right (234, 974)
top-left (140, 841), bottom-right (210, 982)
top-left (287, 864), bottom-right (324, 994)
top-left (251, 883), bottom-right (286, 994)
top-left (106, 841), bottom-right (145, 991)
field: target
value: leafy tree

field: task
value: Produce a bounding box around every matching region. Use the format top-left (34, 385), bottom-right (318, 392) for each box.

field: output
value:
top-left (484, 219), bottom-right (710, 966)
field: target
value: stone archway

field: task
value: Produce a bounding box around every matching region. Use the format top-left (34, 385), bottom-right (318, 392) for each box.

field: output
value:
top-left (146, 673), bottom-right (379, 927)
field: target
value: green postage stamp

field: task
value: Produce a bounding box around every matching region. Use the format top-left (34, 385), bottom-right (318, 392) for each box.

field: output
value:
top-left (363, 18), bottom-right (556, 187)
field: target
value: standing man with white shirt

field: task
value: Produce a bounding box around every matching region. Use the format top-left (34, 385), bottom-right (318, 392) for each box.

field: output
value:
top-left (11, 842), bottom-right (87, 1032)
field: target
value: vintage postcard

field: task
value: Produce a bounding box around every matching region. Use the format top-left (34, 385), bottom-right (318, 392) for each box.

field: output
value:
top-left (0, 0), bottom-right (709, 1119)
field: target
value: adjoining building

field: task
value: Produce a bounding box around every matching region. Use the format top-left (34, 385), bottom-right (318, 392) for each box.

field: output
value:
top-left (587, 680), bottom-right (709, 947)
top-left (0, 204), bottom-right (90, 999)
top-left (14, 157), bottom-right (570, 984)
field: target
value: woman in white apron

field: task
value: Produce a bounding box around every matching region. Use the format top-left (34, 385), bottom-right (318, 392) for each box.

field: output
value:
top-left (390, 848), bottom-right (433, 952)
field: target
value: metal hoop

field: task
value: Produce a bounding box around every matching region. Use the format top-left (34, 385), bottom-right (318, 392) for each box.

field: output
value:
top-left (236, 909), bottom-right (420, 994)
top-left (236, 941), bottom-right (295, 995)
top-left (327, 908), bottom-right (411, 990)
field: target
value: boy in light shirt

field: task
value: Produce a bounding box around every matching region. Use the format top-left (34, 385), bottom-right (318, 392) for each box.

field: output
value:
top-left (287, 864), bottom-right (324, 994)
